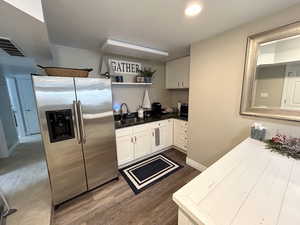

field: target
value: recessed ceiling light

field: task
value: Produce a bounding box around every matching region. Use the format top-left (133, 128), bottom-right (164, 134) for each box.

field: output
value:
top-left (185, 4), bottom-right (202, 17)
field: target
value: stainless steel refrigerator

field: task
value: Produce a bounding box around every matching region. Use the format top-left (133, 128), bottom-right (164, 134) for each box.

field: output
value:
top-left (32, 76), bottom-right (118, 205)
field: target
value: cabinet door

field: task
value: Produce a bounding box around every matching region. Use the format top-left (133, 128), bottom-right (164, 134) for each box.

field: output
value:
top-left (116, 135), bottom-right (134, 166)
top-left (152, 126), bottom-right (167, 152)
top-left (166, 60), bottom-right (181, 89)
top-left (165, 119), bottom-right (174, 147)
top-left (134, 130), bottom-right (152, 159)
top-left (166, 56), bottom-right (190, 89)
top-left (174, 120), bottom-right (188, 151)
top-left (16, 76), bottom-right (40, 135)
top-left (181, 56), bottom-right (190, 88)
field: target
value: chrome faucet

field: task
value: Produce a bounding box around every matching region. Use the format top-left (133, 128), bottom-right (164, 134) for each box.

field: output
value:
top-left (120, 103), bottom-right (130, 118)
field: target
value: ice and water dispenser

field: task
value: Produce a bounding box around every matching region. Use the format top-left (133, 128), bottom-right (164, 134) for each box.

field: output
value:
top-left (46, 109), bottom-right (75, 143)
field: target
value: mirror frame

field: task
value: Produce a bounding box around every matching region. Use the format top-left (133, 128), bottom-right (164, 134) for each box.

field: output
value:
top-left (240, 22), bottom-right (300, 122)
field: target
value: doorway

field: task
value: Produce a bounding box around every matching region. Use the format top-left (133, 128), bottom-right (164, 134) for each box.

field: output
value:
top-left (281, 64), bottom-right (300, 110)
top-left (6, 75), bottom-right (40, 141)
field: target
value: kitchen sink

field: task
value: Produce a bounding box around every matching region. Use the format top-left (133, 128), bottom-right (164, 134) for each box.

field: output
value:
top-left (115, 114), bottom-right (138, 126)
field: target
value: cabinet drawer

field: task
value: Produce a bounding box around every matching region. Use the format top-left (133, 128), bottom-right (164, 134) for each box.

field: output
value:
top-left (150, 120), bottom-right (169, 128)
top-left (133, 123), bottom-right (151, 133)
top-left (116, 127), bottom-right (133, 138)
top-left (167, 119), bottom-right (174, 124)
top-left (174, 119), bottom-right (188, 128)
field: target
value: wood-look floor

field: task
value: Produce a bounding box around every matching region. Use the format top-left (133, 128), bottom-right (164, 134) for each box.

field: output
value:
top-left (53, 150), bottom-right (200, 225)
top-left (0, 135), bottom-right (52, 225)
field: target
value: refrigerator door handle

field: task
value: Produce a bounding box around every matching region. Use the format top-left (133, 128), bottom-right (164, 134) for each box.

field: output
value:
top-left (73, 101), bottom-right (81, 144)
top-left (77, 100), bottom-right (87, 144)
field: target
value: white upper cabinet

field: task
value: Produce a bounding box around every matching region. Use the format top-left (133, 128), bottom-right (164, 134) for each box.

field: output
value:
top-left (166, 56), bottom-right (190, 89)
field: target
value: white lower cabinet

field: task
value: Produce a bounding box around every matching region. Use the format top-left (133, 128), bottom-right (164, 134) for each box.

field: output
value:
top-left (166, 119), bottom-right (174, 147)
top-left (174, 119), bottom-right (188, 152)
top-left (151, 120), bottom-right (168, 152)
top-left (116, 135), bottom-right (134, 165)
top-left (115, 127), bottom-right (134, 166)
top-left (115, 124), bottom-right (152, 167)
top-left (134, 129), bottom-right (152, 159)
top-left (115, 118), bottom-right (187, 167)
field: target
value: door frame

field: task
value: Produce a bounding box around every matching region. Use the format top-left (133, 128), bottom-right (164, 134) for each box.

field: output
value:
top-left (14, 75), bottom-right (40, 135)
top-left (5, 76), bottom-right (27, 139)
top-left (281, 68), bottom-right (300, 110)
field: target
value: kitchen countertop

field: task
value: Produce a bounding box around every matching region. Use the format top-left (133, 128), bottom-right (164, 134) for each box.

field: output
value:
top-left (115, 113), bottom-right (188, 129)
top-left (173, 138), bottom-right (300, 225)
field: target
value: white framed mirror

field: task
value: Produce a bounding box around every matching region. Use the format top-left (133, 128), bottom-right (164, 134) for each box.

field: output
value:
top-left (241, 22), bottom-right (300, 122)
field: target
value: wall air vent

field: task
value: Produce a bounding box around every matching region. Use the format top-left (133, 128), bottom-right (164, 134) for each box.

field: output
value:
top-left (0, 38), bottom-right (24, 57)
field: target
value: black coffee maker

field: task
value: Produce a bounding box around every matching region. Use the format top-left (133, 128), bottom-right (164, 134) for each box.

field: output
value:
top-left (152, 102), bottom-right (162, 117)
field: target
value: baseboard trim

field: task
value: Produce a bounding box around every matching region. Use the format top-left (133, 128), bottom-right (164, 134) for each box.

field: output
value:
top-left (8, 141), bottom-right (19, 155)
top-left (172, 146), bottom-right (187, 154)
top-left (186, 157), bottom-right (207, 172)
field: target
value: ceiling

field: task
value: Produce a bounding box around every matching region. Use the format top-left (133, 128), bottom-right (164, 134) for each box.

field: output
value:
top-left (43, 0), bottom-right (300, 60)
top-left (0, 0), bottom-right (52, 62)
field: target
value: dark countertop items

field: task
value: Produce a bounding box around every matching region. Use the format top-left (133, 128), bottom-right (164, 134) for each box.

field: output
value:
top-left (115, 113), bottom-right (188, 129)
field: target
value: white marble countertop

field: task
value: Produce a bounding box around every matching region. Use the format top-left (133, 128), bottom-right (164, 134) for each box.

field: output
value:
top-left (173, 138), bottom-right (300, 225)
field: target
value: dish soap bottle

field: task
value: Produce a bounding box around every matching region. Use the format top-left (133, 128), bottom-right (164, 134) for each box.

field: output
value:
top-left (137, 105), bottom-right (144, 119)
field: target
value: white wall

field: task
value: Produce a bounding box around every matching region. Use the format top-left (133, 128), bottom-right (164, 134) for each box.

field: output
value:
top-left (188, 4), bottom-right (300, 167)
top-left (51, 44), bottom-right (102, 76)
top-left (51, 44), bottom-right (173, 111)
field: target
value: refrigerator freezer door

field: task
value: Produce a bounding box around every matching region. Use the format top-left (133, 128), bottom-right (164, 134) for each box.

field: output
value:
top-left (32, 76), bottom-right (87, 205)
top-left (75, 78), bottom-right (118, 189)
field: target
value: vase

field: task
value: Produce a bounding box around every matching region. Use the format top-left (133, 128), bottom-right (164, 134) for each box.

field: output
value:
top-left (136, 76), bottom-right (144, 83)
top-left (144, 77), bottom-right (152, 83)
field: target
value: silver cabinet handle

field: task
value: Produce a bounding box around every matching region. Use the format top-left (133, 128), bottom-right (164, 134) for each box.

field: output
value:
top-left (178, 82), bottom-right (180, 87)
top-left (77, 101), bottom-right (87, 144)
top-left (182, 82), bottom-right (184, 87)
top-left (73, 101), bottom-right (81, 144)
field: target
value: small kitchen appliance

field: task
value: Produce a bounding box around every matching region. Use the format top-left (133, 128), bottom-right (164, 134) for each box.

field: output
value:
top-left (152, 102), bottom-right (162, 117)
top-left (180, 103), bottom-right (189, 118)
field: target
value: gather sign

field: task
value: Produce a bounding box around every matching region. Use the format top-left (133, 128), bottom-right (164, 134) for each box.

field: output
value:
top-left (109, 59), bottom-right (142, 75)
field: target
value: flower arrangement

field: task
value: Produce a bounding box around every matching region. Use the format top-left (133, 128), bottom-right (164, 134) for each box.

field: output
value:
top-left (138, 67), bottom-right (156, 83)
top-left (138, 67), bottom-right (157, 78)
top-left (265, 134), bottom-right (300, 159)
